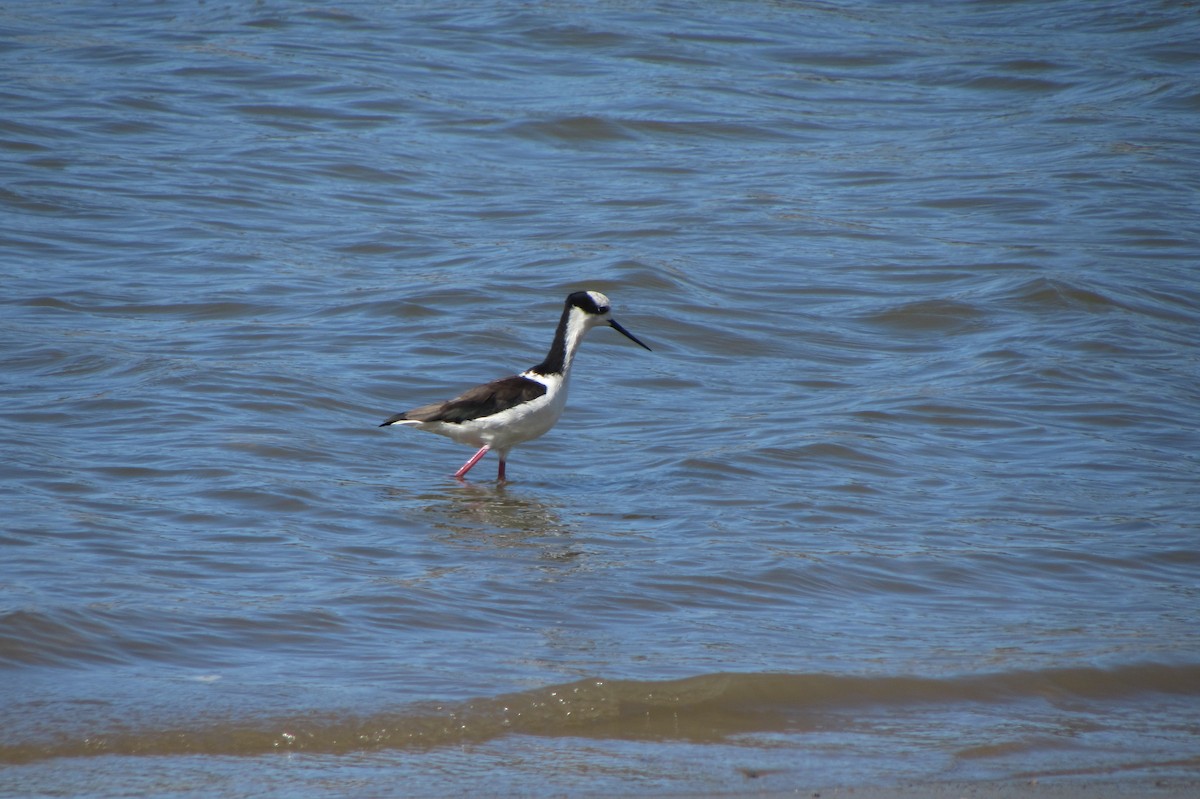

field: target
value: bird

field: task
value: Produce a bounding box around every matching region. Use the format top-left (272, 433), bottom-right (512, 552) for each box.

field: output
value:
top-left (379, 290), bottom-right (651, 481)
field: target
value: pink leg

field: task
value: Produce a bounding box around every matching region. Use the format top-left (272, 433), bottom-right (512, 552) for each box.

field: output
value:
top-left (454, 445), bottom-right (490, 480)
top-left (497, 454), bottom-right (507, 482)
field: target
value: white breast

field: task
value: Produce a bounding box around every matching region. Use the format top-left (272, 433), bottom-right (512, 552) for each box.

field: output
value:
top-left (416, 372), bottom-right (568, 452)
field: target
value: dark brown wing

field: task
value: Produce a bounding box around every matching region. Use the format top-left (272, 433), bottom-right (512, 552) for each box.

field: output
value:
top-left (380, 375), bottom-right (547, 426)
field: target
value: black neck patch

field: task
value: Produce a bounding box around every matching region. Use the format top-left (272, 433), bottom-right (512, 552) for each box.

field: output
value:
top-left (529, 301), bottom-right (573, 376)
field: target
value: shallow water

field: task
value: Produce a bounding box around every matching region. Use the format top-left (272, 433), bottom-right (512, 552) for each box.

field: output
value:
top-left (2, 1), bottom-right (1199, 796)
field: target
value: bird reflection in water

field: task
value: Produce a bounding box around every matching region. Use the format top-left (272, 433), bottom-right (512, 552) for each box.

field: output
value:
top-left (387, 482), bottom-right (585, 563)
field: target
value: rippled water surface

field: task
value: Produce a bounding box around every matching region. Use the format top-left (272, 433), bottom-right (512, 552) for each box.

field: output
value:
top-left (3, 1), bottom-right (1199, 796)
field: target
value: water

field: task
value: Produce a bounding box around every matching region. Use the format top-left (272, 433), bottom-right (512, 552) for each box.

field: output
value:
top-left (2, 1), bottom-right (1199, 796)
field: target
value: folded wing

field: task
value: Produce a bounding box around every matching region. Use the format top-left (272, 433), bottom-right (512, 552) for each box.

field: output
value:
top-left (380, 375), bottom-right (547, 426)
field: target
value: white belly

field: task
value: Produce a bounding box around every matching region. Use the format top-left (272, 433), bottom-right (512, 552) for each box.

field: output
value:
top-left (412, 373), bottom-right (568, 453)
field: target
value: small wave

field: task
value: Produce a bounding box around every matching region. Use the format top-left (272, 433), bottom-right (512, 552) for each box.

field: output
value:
top-left (1002, 277), bottom-right (1128, 314)
top-left (3, 663), bottom-right (1196, 764)
top-left (504, 115), bottom-right (636, 144)
top-left (858, 298), bottom-right (989, 334)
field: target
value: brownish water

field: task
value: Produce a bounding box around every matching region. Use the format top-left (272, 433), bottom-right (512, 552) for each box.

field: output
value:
top-left (2, 1), bottom-right (1198, 796)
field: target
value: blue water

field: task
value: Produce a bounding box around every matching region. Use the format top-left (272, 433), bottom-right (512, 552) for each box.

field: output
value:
top-left (2, 1), bottom-right (1199, 796)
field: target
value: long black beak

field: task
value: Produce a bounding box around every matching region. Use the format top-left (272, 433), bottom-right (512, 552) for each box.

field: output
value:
top-left (609, 319), bottom-right (652, 351)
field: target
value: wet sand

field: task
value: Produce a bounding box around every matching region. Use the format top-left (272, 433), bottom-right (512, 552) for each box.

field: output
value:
top-left (659, 777), bottom-right (1197, 799)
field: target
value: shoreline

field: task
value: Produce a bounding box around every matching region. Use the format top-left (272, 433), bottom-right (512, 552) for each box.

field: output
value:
top-left (647, 776), bottom-right (1199, 799)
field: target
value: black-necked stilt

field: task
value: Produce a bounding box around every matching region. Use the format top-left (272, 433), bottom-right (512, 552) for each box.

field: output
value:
top-left (380, 290), bottom-right (651, 482)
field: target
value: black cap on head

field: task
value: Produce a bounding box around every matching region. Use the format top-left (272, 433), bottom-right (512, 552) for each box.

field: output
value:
top-left (567, 290), bottom-right (609, 315)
